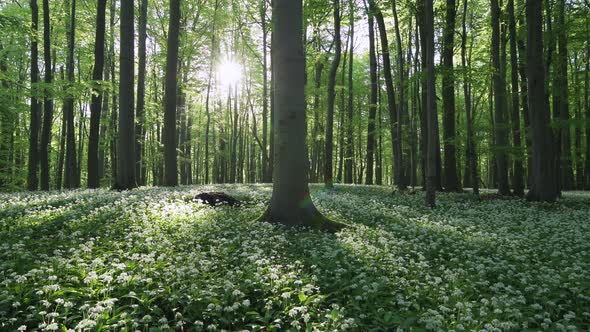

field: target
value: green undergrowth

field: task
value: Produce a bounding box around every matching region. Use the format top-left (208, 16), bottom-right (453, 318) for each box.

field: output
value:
top-left (1, 185), bottom-right (589, 331)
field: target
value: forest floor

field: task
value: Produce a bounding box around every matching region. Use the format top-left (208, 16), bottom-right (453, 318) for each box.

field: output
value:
top-left (1, 185), bottom-right (589, 331)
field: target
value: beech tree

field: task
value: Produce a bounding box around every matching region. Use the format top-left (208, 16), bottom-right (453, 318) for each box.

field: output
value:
top-left (115, 0), bottom-right (136, 190)
top-left (259, 0), bottom-right (344, 231)
top-left (163, 0), bottom-right (181, 187)
top-left (526, 0), bottom-right (558, 202)
top-left (87, 0), bottom-right (107, 189)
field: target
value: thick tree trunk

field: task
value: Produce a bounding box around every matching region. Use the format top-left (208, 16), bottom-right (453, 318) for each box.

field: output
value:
top-left (39, 0), bottom-right (53, 191)
top-left (442, 0), bottom-right (461, 192)
top-left (163, 0), bottom-right (181, 187)
top-left (526, 0), bottom-right (558, 201)
top-left (491, 0), bottom-right (510, 195)
top-left (324, 0), bottom-right (341, 189)
top-left (508, 0), bottom-right (524, 196)
top-left (87, 0), bottom-right (107, 188)
top-left (27, 0), bottom-right (40, 191)
top-left (259, 0), bottom-right (343, 231)
top-left (115, 0), bottom-right (136, 190)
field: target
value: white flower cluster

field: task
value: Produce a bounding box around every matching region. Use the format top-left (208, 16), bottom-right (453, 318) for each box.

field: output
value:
top-left (0, 185), bottom-right (588, 331)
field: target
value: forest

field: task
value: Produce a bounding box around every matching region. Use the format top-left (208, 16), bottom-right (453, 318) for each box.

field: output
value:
top-left (0, 0), bottom-right (589, 330)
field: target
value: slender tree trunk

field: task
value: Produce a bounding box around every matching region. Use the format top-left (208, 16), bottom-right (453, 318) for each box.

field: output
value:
top-left (39, 0), bottom-right (53, 191)
top-left (344, 0), bottom-right (355, 184)
top-left (261, 0), bottom-right (270, 182)
top-left (585, 13), bottom-right (590, 188)
top-left (27, 0), bottom-right (40, 191)
top-left (442, 0), bottom-right (461, 192)
top-left (369, 0), bottom-right (401, 189)
top-left (423, 0), bottom-right (437, 207)
top-left (116, 0), bottom-right (136, 190)
top-left (556, 0), bottom-right (573, 190)
top-left (366, 12), bottom-right (377, 185)
top-left (0, 47), bottom-right (13, 188)
top-left (204, 0), bottom-right (220, 184)
top-left (324, 0), bottom-right (342, 189)
top-left (87, 0), bottom-right (107, 188)
top-left (63, 0), bottom-right (78, 189)
top-left (573, 54), bottom-right (584, 188)
top-left (462, 0), bottom-right (478, 196)
top-left (392, 0), bottom-right (408, 189)
top-left (311, 51), bottom-right (324, 183)
top-left (135, 0), bottom-right (148, 186)
top-left (526, 0), bottom-right (558, 201)
top-left (163, 0), bottom-right (181, 187)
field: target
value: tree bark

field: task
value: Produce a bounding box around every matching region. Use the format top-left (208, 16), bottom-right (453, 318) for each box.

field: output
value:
top-left (526, 0), bottom-right (558, 201)
top-left (63, 0), bottom-right (78, 189)
top-left (424, 0), bottom-right (437, 207)
top-left (507, 0), bottom-right (524, 196)
top-left (344, 0), bottom-right (355, 184)
top-left (462, 0), bottom-right (478, 196)
top-left (324, 0), bottom-right (342, 189)
top-left (135, 0), bottom-right (148, 186)
top-left (163, 0), bottom-right (181, 186)
top-left (115, 0), bottom-right (136, 190)
top-left (491, 0), bottom-right (510, 195)
top-left (39, 0), bottom-right (53, 191)
top-left (27, 0), bottom-right (40, 191)
top-left (366, 11), bottom-right (377, 185)
top-left (259, 0), bottom-right (343, 231)
top-left (369, 0), bottom-right (402, 189)
top-left (87, 0), bottom-right (107, 188)
top-left (442, 0), bottom-right (461, 192)
top-left (556, 0), bottom-right (573, 190)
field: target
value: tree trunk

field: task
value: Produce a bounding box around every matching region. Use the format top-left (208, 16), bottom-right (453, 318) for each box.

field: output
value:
top-left (508, 0), bottom-right (524, 196)
top-left (261, 0), bottom-right (270, 182)
top-left (442, 0), bottom-right (461, 192)
top-left (344, 0), bottom-right (355, 184)
top-left (87, 0), bottom-right (107, 188)
top-left (369, 0), bottom-right (401, 189)
top-left (27, 0), bottom-right (40, 191)
top-left (163, 0), bottom-right (181, 187)
top-left (324, 0), bottom-right (342, 189)
top-left (462, 0), bottom-right (478, 196)
top-left (423, 0), bottom-right (437, 207)
top-left (491, 0), bottom-right (510, 195)
top-left (63, 0), bottom-right (78, 189)
top-left (391, 0), bottom-right (408, 190)
top-left (259, 0), bottom-right (343, 231)
top-left (366, 12), bottom-right (377, 185)
top-left (556, 0), bottom-right (573, 190)
top-left (39, 0), bottom-right (53, 191)
top-left (526, 0), bottom-right (558, 201)
top-left (115, 0), bottom-right (136, 190)
top-left (135, 0), bottom-right (148, 186)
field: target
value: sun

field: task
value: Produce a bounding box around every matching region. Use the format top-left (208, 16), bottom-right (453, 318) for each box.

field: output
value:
top-left (217, 59), bottom-right (242, 88)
